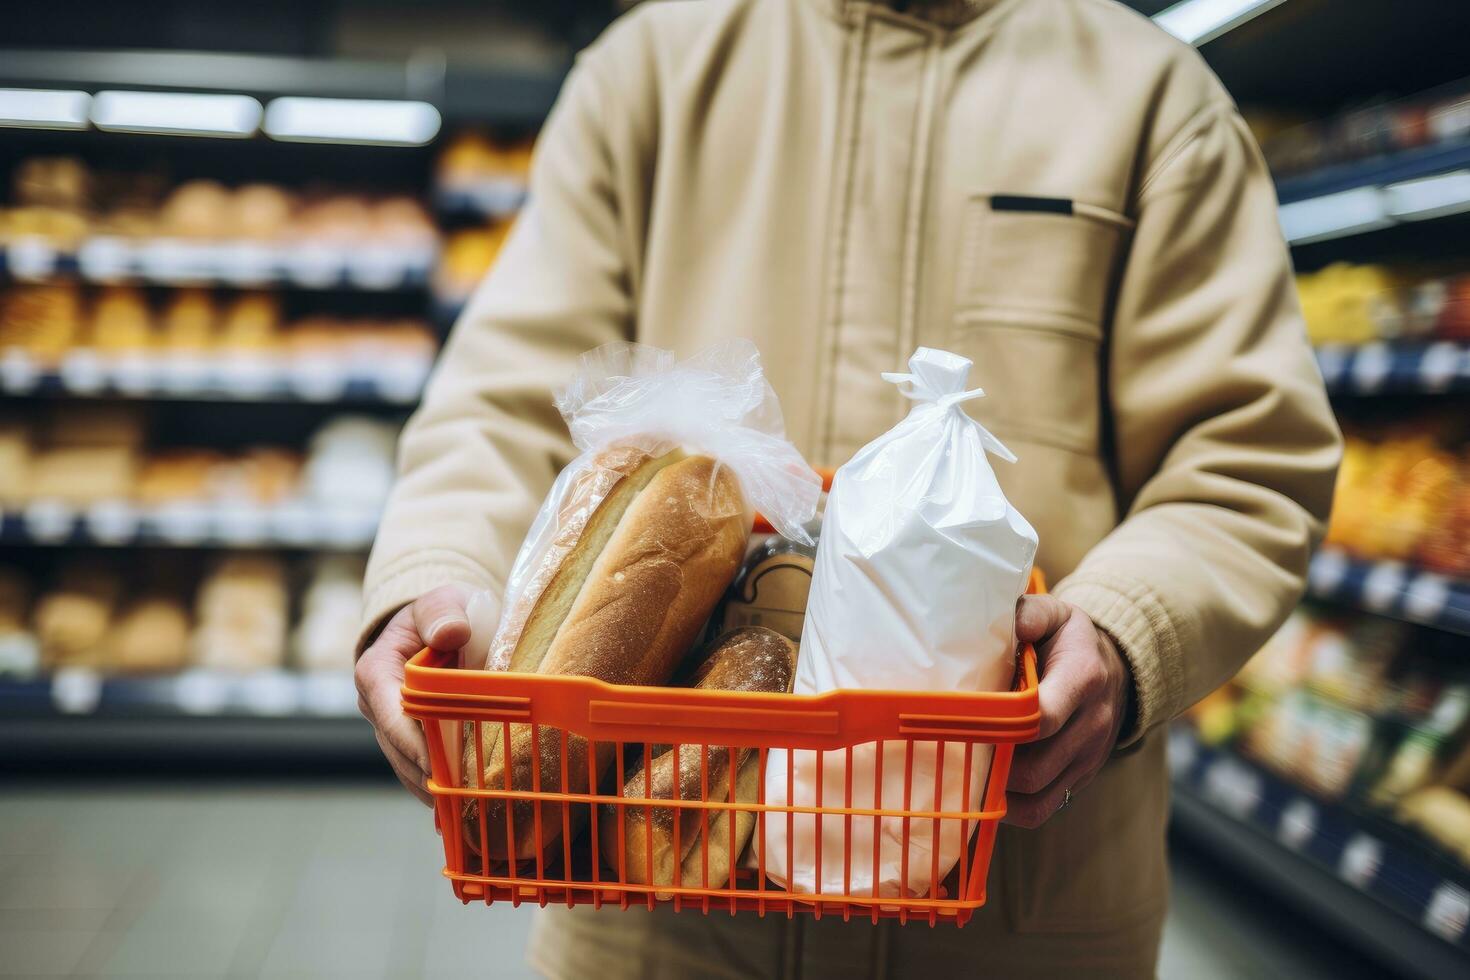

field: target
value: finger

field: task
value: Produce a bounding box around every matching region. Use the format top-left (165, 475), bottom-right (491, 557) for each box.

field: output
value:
top-left (1036, 655), bottom-right (1089, 739)
top-left (1008, 712), bottom-right (1094, 796)
top-left (1004, 756), bottom-right (1096, 829)
top-left (376, 730), bottom-right (433, 806)
top-left (412, 584), bottom-right (472, 651)
top-left (1014, 594), bottom-right (1072, 645)
top-left (355, 645), bottom-right (431, 780)
top-left (1033, 621), bottom-right (1107, 739)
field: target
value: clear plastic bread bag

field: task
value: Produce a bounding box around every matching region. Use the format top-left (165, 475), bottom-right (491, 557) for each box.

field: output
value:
top-left (476, 340), bottom-right (821, 670)
top-left (755, 346), bottom-right (1038, 898)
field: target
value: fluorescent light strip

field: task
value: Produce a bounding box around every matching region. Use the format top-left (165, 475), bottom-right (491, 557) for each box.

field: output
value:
top-left (1384, 170), bottom-right (1470, 222)
top-left (91, 90), bottom-right (261, 137)
top-left (0, 88), bottom-right (91, 130)
top-left (263, 97), bottom-right (441, 146)
top-left (1153, 0), bottom-right (1289, 46)
top-left (1278, 186), bottom-right (1391, 245)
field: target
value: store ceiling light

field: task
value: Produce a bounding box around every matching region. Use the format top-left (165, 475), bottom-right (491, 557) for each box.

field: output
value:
top-left (0, 88), bottom-right (91, 130)
top-left (1278, 187), bottom-right (1391, 245)
top-left (263, 97), bottom-right (441, 146)
top-left (1153, 0), bottom-right (1289, 46)
top-left (1384, 170), bottom-right (1470, 222)
top-left (91, 90), bottom-right (262, 137)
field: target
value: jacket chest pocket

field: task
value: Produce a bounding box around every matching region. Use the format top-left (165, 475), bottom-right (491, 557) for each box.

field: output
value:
top-left (956, 193), bottom-right (1132, 331)
top-left (951, 193), bottom-right (1132, 455)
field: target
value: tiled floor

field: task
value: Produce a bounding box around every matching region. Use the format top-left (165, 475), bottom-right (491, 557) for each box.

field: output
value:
top-left (0, 779), bottom-right (1385, 979)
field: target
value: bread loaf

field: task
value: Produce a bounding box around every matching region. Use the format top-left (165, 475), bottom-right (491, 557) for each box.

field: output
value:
top-left (464, 448), bottom-right (750, 862)
top-left (602, 627), bottom-right (797, 895)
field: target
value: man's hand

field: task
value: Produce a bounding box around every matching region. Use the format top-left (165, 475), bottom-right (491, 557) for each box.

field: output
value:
top-left (1004, 594), bottom-right (1132, 828)
top-left (355, 584), bottom-right (498, 806)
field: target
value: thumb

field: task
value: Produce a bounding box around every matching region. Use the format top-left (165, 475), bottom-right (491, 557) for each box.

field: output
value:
top-left (1015, 594), bottom-right (1072, 645)
top-left (411, 584), bottom-right (473, 651)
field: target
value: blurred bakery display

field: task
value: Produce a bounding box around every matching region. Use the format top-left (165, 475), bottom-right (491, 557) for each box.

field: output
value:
top-left (0, 158), bottom-right (441, 288)
top-left (0, 52), bottom-right (535, 756)
top-left (0, 282), bottom-right (437, 400)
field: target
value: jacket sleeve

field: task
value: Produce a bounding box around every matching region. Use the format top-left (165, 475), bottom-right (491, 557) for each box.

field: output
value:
top-left (356, 59), bottom-right (634, 653)
top-left (1051, 104), bottom-right (1342, 746)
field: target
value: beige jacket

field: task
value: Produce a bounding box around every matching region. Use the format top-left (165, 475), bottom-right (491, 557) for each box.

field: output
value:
top-left (362, 0), bottom-right (1341, 975)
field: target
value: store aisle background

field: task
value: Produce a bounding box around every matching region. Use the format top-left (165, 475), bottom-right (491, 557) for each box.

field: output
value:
top-left (4, 0), bottom-right (1470, 977)
top-left (0, 778), bottom-right (1386, 980)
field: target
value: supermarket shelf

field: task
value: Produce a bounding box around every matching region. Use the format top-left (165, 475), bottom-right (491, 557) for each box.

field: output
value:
top-left (434, 180), bottom-right (528, 220)
top-left (1169, 728), bottom-right (1470, 980)
top-left (1277, 141), bottom-right (1470, 245)
top-left (1316, 342), bottom-right (1470, 395)
top-left (0, 349), bottom-right (429, 404)
top-left (0, 236), bottom-right (435, 290)
top-left (0, 502), bottom-right (379, 550)
top-left (1277, 140), bottom-right (1470, 205)
top-left (0, 671), bottom-right (380, 766)
top-left (1307, 549), bottom-right (1470, 636)
top-left (0, 714), bottom-right (381, 768)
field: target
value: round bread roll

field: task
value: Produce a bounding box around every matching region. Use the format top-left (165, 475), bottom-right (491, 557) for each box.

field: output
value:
top-left (464, 448), bottom-right (750, 864)
top-left (232, 184), bottom-right (293, 241)
top-left (161, 180), bottom-right (231, 239)
top-left (601, 626), bottom-right (797, 896)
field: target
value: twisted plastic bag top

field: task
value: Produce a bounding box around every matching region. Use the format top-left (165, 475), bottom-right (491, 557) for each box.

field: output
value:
top-left (486, 340), bottom-right (821, 670)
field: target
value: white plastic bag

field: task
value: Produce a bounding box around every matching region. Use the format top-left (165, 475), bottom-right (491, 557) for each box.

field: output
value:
top-left (486, 340), bottom-right (821, 670)
top-left (756, 347), bottom-right (1038, 898)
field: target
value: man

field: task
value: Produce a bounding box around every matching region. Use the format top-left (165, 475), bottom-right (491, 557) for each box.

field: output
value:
top-left (355, 0), bottom-right (1341, 976)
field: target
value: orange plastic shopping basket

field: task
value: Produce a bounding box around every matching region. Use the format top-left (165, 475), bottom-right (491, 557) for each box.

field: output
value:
top-left (402, 492), bottom-right (1042, 927)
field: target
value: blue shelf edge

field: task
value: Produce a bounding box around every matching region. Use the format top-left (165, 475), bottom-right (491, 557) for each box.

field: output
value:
top-left (1307, 549), bottom-right (1470, 637)
top-left (1316, 342), bottom-right (1470, 395)
top-left (1276, 139), bottom-right (1470, 206)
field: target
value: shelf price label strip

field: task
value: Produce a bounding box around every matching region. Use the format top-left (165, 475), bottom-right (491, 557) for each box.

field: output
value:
top-left (1308, 549), bottom-right (1470, 637)
top-left (0, 238), bottom-right (434, 290)
top-left (1315, 343), bottom-right (1470, 396)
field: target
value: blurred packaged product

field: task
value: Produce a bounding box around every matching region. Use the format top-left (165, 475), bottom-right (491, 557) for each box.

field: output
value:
top-left (1261, 77), bottom-right (1470, 177)
top-left (1326, 428), bottom-right (1470, 573)
top-left (88, 286), bottom-right (154, 351)
top-left (292, 555), bottom-right (366, 673)
top-left (437, 131), bottom-right (534, 189)
top-left (0, 422), bottom-right (32, 508)
top-left (231, 184), bottom-right (295, 241)
top-left (0, 283), bottom-right (437, 388)
top-left (160, 180), bottom-right (234, 240)
top-left (0, 565), bottom-right (39, 676)
top-left (34, 560), bottom-right (122, 670)
top-left (159, 289), bottom-right (217, 351)
top-left (0, 284), bottom-right (84, 363)
top-left (192, 555), bottom-right (289, 672)
top-left (110, 594), bottom-right (192, 673)
top-left (1187, 605), bottom-right (1470, 866)
top-left (434, 223), bottom-right (509, 301)
top-left (0, 157), bottom-right (442, 262)
top-left (302, 416), bottom-right (398, 512)
top-left (14, 157), bottom-right (90, 211)
top-left (134, 450), bottom-right (224, 507)
top-left (1296, 262), bottom-right (1470, 346)
top-left (1397, 785), bottom-right (1470, 866)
